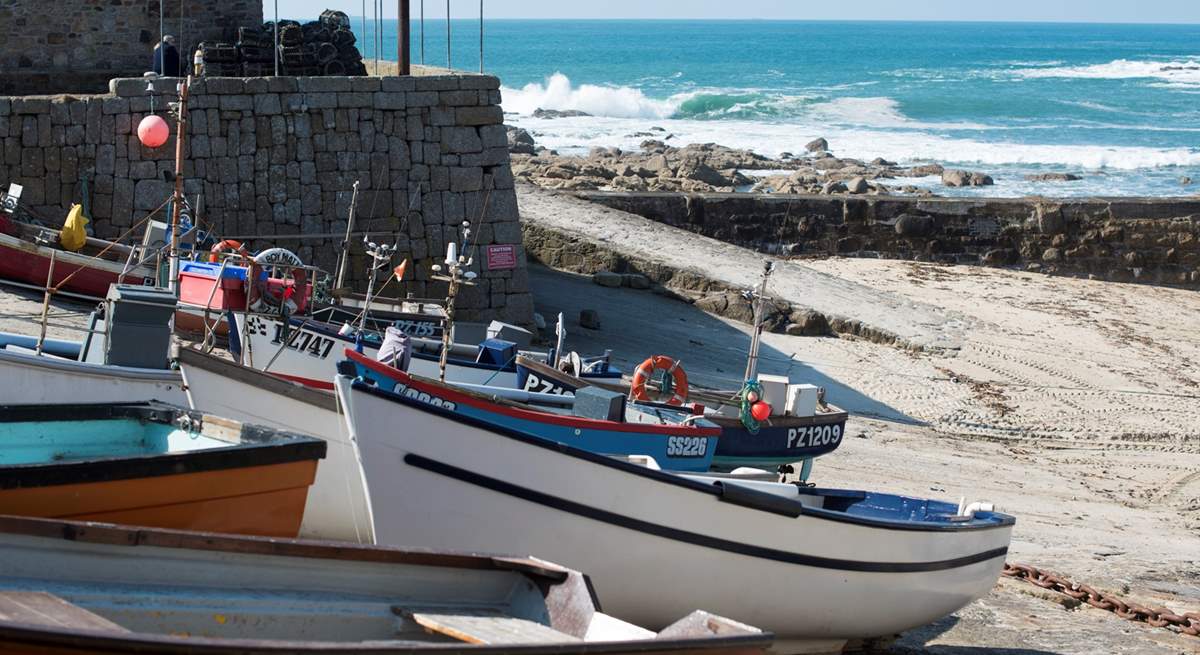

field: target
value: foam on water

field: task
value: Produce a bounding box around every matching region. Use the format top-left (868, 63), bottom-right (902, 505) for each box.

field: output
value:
top-left (1012, 58), bottom-right (1200, 87)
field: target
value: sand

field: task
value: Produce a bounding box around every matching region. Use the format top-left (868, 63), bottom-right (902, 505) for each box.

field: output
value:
top-left (519, 186), bottom-right (1200, 654)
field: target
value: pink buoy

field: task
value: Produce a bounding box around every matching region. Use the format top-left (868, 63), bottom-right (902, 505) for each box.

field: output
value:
top-left (137, 115), bottom-right (170, 148)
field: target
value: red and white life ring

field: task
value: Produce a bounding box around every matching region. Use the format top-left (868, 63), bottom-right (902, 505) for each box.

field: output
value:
top-left (208, 239), bottom-right (249, 263)
top-left (630, 355), bottom-right (689, 406)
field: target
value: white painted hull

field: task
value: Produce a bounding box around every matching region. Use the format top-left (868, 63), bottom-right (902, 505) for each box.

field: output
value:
top-left (0, 348), bottom-right (185, 405)
top-left (235, 313), bottom-right (517, 389)
top-left (178, 351), bottom-right (375, 544)
top-left (336, 377), bottom-right (1013, 651)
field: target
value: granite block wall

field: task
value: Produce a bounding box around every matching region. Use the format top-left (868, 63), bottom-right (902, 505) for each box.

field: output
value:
top-left (0, 73), bottom-right (533, 326)
top-left (575, 191), bottom-right (1200, 289)
top-left (0, 0), bottom-right (262, 95)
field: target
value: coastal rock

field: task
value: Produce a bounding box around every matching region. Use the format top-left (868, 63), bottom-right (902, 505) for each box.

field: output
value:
top-left (592, 271), bottom-right (623, 288)
top-left (846, 176), bottom-right (869, 194)
top-left (805, 137), bottom-right (829, 153)
top-left (532, 108), bottom-right (592, 119)
top-left (506, 126), bottom-right (536, 154)
top-left (942, 169), bottom-right (994, 187)
top-left (821, 180), bottom-right (847, 195)
top-left (895, 213), bottom-right (934, 237)
top-left (677, 160), bottom-right (729, 187)
top-left (1182, 176), bottom-right (1194, 186)
top-left (579, 309), bottom-right (601, 330)
top-left (786, 309), bottom-right (831, 336)
top-left (640, 139), bottom-right (668, 153)
top-left (906, 163), bottom-right (945, 177)
top-left (622, 273), bottom-right (651, 289)
top-left (644, 154), bottom-right (673, 175)
top-left (1025, 173), bottom-right (1082, 182)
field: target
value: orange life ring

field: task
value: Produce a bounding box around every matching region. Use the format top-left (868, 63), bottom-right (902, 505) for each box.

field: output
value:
top-left (631, 355), bottom-right (689, 406)
top-left (209, 239), bottom-right (249, 263)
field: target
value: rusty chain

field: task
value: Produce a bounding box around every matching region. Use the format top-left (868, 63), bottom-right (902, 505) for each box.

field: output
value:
top-left (1003, 562), bottom-right (1200, 637)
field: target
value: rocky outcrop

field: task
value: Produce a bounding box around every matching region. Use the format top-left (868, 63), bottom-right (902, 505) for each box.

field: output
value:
top-left (805, 137), bottom-right (829, 153)
top-left (942, 170), bottom-right (995, 187)
top-left (1025, 173), bottom-right (1082, 182)
top-left (532, 108), bottom-right (592, 119)
top-left (506, 126), bottom-right (537, 155)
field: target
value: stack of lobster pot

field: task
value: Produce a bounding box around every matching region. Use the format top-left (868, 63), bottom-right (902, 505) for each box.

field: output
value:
top-left (237, 26), bottom-right (276, 76)
top-left (196, 42), bottom-right (240, 76)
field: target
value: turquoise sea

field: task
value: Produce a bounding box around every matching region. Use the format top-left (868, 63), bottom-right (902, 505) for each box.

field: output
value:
top-left (347, 19), bottom-right (1200, 197)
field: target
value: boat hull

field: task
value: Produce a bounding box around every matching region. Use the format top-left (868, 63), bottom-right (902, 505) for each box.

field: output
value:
top-left (236, 313), bottom-right (520, 389)
top-left (0, 232), bottom-right (154, 298)
top-left (347, 352), bottom-right (720, 472)
top-left (516, 359), bottom-right (850, 471)
top-left (0, 348), bottom-right (185, 406)
top-left (337, 377), bottom-right (1013, 649)
top-left (0, 515), bottom-right (772, 655)
top-left (0, 460), bottom-right (315, 537)
top-left (178, 348), bottom-right (376, 543)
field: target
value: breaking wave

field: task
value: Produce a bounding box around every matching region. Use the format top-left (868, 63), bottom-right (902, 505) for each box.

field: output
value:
top-left (1013, 58), bottom-right (1200, 86)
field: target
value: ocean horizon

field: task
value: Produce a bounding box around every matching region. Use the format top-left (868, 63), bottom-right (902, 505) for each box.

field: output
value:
top-left (329, 18), bottom-right (1200, 197)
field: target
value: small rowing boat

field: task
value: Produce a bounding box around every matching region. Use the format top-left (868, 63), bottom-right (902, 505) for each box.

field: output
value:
top-left (0, 514), bottom-right (773, 655)
top-left (176, 346), bottom-right (375, 544)
top-left (0, 401), bottom-right (325, 537)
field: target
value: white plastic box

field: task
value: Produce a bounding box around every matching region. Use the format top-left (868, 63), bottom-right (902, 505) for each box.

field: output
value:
top-left (786, 384), bottom-right (820, 417)
top-left (756, 374), bottom-right (790, 416)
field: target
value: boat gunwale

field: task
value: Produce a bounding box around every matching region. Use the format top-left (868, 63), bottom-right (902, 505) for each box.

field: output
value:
top-left (176, 346), bottom-right (337, 412)
top-left (345, 376), bottom-right (1016, 533)
top-left (0, 347), bottom-right (182, 382)
top-left (0, 619), bottom-right (774, 654)
top-left (347, 351), bottom-right (721, 438)
top-left (0, 402), bottom-right (327, 490)
top-left (514, 357), bottom-right (849, 420)
top-left (0, 514), bottom-right (577, 583)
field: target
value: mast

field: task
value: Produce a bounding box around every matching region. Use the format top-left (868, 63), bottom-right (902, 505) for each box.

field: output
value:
top-left (168, 76), bottom-right (190, 294)
top-left (432, 221), bottom-right (476, 382)
top-left (334, 180), bottom-right (360, 292)
top-left (742, 260), bottom-right (775, 383)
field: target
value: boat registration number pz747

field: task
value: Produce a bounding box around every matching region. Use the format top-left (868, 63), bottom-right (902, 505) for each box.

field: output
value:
top-left (786, 424), bottom-right (842, 450)
top-left (272, 325), bottom-right (335, 360)
top-left (666, 436), bottom-right (709, 458)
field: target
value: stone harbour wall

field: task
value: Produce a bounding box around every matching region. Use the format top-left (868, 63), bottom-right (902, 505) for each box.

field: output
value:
top-left (0, 74), bottom-right (533, 326)
top-left (575, 191), bottom-right (1200, 288)
top-left (0, 0), bottom-right (263, 95)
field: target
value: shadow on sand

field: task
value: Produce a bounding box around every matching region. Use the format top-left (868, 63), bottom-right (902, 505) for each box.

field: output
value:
top-left (529, 265), bottom-right (917, 425)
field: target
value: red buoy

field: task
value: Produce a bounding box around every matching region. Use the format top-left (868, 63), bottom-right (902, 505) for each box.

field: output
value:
top-left (137, 115), bottom-right (170, 148)
top-left (750, 401), bottom-right (771, 422)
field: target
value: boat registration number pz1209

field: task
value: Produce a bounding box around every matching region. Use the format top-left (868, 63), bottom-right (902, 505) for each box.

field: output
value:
top-left (666, 436), bottom-right (709, 458)
top-left (786, 424), bottom-right (843, 450)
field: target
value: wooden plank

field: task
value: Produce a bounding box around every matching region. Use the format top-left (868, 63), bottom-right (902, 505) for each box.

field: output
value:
top-left (656, 610), bottom-right (762, 640)
top-left (0, 592), bottom-right (130, 633)
top-left (403, 609), bottom-right (580, 645)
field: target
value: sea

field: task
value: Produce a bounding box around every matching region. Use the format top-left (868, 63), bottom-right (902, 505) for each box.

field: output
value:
top-left (351, 19), bottom-right (1200, 197)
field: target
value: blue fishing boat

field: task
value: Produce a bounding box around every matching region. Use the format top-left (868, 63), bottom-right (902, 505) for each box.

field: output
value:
top-left (342, 349), bottom-right (720, 472)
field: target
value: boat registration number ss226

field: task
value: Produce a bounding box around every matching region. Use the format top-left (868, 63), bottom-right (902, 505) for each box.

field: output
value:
top-left (272, 325), bottom-right (335, 360)
top-left (786, 424), bottom-right (842, 450)
top-left (666, 436), bottom-right (709, 458)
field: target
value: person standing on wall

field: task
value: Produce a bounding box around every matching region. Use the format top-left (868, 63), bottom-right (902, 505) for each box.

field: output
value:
top-left (152, 35), bottom-right (182, 76)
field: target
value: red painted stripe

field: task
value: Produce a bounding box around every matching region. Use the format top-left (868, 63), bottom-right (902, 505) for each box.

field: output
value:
top-left (346, 349), bottom-right (720, 437)
top-left (265, 371), bottom-right (335, 391)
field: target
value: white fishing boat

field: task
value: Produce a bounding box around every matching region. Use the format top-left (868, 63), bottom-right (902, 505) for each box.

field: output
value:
top-left (177, 346), bottom-right (375, 544)
top-left (335, 374), bottom-right (1015, 654)
top-left (0, 286), bottom-right (185, 406)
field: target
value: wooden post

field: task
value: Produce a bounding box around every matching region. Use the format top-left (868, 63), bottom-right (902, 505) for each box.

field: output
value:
top-left (35, 252), bottom-right (56, 357)
top-left (399, 0), bottom-right (411, 75)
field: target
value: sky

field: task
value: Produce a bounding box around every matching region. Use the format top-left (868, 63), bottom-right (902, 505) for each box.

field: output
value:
top-left (275, 0), bottom-right (1200, 24)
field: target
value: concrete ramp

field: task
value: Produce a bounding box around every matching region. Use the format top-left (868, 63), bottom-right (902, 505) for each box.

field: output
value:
top-left (518, 185), bottom-right (969, 353)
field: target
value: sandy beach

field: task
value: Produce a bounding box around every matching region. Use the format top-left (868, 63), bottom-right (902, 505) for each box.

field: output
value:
top-left (517, 184), bottom-right (1200, 654)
